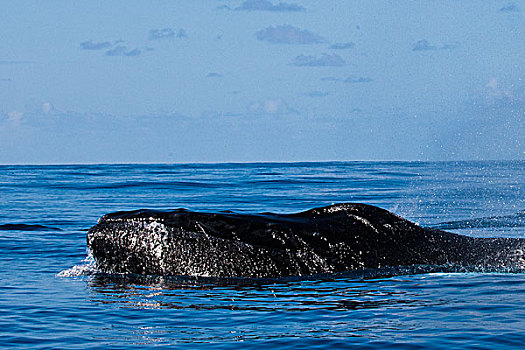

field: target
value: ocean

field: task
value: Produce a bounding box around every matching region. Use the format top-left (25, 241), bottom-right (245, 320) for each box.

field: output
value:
top-left (0, 161), bottom-right (523, 349)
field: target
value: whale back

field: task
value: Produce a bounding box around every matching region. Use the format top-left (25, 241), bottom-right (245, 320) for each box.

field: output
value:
top-left (87, 203), bottom-right (525, 278)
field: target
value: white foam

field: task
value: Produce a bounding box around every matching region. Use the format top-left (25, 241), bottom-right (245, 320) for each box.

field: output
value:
top-left (56, 253), bottom-right (98, 277)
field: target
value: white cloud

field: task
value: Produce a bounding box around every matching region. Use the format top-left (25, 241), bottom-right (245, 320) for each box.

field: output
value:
top-left (149, 28), bottom-right (174, 40)
top-left (264, 100), bottom-right (279, 113)
top-left (8, 111), bottom-right (23, 122)
top-left (499, 3), bottom-right (520, 12)
top-left (486, 77), bottom-right (499, 90)
top-left (41, 102), bottom-right (64, 115)
top-left (248, 102), bottom-right (261, 112)
top-left (105, 46), bottom-right (141, 57)
top-left (484, 77), bottom-right (516, 101)
top-left (236, 0), bottom-right (305, 12)
top-left (256, 25), bottom-right (327, 44)
top-left (149, 28), bottom-right (187, 40)
top-left (42, 102), bottom-right (53, 114)
top-left (412, 39), bottom-right (457, 52)
top-left (247, 99), bottom-right (298, 115)
top-left (80, 40), bottom-right (113, 50)
top-left (412, 39), bottom-right (436, 51)
top-left (321, 76), bottom-right (372, 83)
top-left (344, 76), bottom-right (373, 83)
top-left (80, 38), bottom-right (143, 57)
top-left (290, 54), bottom-right (346, 67)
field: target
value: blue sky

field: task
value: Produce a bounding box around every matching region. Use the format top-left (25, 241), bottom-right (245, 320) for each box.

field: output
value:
top-left (0, 0), bottom-right (523, 163)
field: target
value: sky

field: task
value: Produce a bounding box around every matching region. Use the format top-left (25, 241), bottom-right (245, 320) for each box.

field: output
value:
top-left (0, 0), bottom-right (523, 164)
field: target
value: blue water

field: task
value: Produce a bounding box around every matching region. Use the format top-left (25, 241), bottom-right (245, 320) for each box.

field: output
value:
top-left (0, 161), bottom-right (524, 349)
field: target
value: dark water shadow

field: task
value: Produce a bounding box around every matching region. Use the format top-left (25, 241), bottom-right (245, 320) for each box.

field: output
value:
top-left (0, 223), bottom-right (61, 231)
top-left (83, 264), bottom-right (523, 312)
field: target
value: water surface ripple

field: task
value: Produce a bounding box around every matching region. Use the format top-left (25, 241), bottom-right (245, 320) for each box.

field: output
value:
top-left (0, 161), bottom-right (523, 349)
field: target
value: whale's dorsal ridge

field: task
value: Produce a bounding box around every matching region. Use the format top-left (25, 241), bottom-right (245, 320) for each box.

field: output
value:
top-left (98, 208), bottom-right (191, 224)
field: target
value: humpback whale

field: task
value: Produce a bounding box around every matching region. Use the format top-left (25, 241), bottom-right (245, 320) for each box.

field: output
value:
top-left (87, 203), bottom-right (525, 278)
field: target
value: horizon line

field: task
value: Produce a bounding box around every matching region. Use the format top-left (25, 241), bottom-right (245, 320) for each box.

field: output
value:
top-left (0, 159), bottom-right (523, 166)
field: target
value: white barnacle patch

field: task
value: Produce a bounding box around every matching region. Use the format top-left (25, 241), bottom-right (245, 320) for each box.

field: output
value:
top-left (145, 221), bottom-right (164, 231)
top-left (142, 221), bottom-right (169, 271)
top-left (195, 222), bottom-right (209, 237)
top-left (510, 247), bottom-right (525, 269)
top-left (270, 230), bottom-right (286, 245)
top-left (325, 204), bottom-right (349, 214)
top-left (349, 214), bottom-right (380, 234)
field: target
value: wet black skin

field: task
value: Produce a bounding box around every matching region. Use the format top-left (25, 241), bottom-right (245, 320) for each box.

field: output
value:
top-left (87, 203), bottom-right (525, 278)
